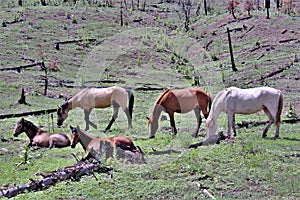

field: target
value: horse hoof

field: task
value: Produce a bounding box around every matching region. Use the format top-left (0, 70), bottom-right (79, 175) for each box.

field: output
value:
top-left (273, 136), bottom-right (279, 140)
top-left (149, 136), bottom-right (155, 139)
top-left (262, 134), bottom-right (267, 138)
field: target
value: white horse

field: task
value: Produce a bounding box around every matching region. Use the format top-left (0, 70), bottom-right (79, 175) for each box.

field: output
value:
top-left (206, 87), bottom-right (283, 139)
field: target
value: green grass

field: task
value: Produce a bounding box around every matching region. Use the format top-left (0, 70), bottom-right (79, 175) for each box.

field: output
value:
top-left (0, 1), bottom-right (299, 199)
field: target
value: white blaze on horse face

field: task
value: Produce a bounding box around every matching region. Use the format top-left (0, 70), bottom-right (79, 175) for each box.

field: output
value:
top-left (206, 117), bottom-right (217, 138)
top-left (149, 118), bottom-right (158, 138)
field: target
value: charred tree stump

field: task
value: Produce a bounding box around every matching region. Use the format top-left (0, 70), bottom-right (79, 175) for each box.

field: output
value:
top-left (227, 28), bottom-right (237, 71)
top-left (40, 0), bottom-right (47, 6)
top-left (17, 88), bottom-right (31, 106)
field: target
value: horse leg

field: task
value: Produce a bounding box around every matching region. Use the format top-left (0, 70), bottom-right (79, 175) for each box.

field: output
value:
top-left (84, 109), bottom-right (97, 130)
top-left (227, 112), bottom-right (234, 137)
top-left (49, 139), bottom-right (54, 149)
top-left (193, 106), bottom-right (201, 137)
top-left (105, 102), bottom-right (119, 132)
top-left (274, 120), bottom-right (280, 139)
top-left (168, 112), bottom-right (177, 135)
top-left (232, 114), bottom-right (237, 136)
top-left (262, 107), bottom-right (274, 138)
top-left (124, 107), bottom-right (133, 129)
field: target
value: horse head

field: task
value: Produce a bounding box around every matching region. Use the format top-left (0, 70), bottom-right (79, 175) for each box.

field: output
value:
top-left (57, 102), bottom-right (69, 126)
top-left (147, 116), bottom-right (158, 138)
top-left (70, 125), bottom-right (79, 148)
top-left (13, 118), bottom-right (25, 137)
top-left (206, 117), bottom-right (217, 138)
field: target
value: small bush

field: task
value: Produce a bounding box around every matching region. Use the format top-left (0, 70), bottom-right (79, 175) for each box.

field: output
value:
top-left (286, 102), bottom-right (298, 120)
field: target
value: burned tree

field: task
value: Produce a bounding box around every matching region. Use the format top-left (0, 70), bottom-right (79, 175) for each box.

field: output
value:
top-left (244, 0), bottom-right (254, 16)
top-left (181, 0), bottom-right (192, 32)
top-left (227, 28), bottom-right (237, 71)
top-left (265, 0), bottom-right (270, 18)
top-left (228, 0), bottom-right (240, 19)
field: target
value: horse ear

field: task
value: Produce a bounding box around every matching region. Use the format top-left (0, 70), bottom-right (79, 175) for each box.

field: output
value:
top-left (21, 118), bottom-right (24, 122)
top-left (146, 117), bottom-right (150, 120)
top-left (70, 125), bottom-right (74, 130)
top-left (65, 96), bottom-right (72, 102)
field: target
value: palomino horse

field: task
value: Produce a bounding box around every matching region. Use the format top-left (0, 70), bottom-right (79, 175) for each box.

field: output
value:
top-left (57, 86), bottom-right (134, 131)
top-left (13, 118), bottom-right (70, 148)
top-left (69, 126), bottom-right (143, 161)
top-left (147, 88), bottom-right (212, 138)
top-left (206, 87), bottom-right (283, 139)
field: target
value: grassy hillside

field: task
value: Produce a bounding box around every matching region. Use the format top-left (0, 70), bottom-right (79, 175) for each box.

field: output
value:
top-left (0, 0), bottom-right (299, 199)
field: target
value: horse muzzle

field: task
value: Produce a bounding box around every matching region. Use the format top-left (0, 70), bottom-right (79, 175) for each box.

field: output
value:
top-left (57, 121), bottom-right (63, 127)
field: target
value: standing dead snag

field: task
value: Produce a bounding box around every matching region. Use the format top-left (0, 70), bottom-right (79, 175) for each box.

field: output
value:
top-left (204, 0), bottom-right (208, 15)
top-left (265, 0), bottom-right (270, 18)
top-left (181, 0), bottom-right (192, 32)
top-left (227, 28), bottom-right (237, 71)
top-left (244, 0), bottom-right (254, 16)
top-left (228, 0), bottom-right (239, 19)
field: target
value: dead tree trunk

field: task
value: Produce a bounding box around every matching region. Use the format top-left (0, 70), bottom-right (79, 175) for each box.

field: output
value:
top-left (120, 8), bottom-right (124, 26)
top-left (265, 0), bottom-right (270, 18)
top-left (204, 0), bottom-right (207, 15)
top-left (227, 28), bottom-right (237, 71)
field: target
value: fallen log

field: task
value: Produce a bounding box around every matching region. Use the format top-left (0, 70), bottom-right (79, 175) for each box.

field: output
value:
top-left (279, 38), bottom-right (298, 43)
top-left (55, 39), bottom-right (97, 50)
top-left (0, 108), bottom-right (57, 120)
top-left (0, 62), bottom-right (44, 72)
top-left (0, 161), bottom-right (112, 198)
top-left (236, 118), bottom-right (300, 128)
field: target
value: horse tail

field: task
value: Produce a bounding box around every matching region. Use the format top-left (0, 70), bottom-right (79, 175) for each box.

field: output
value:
top-left (276, 92), bottom-right (283, 124)
top-left (208, 93), bottom-right (212, 113)
top-left (126, 89), bottom-right (134, 119)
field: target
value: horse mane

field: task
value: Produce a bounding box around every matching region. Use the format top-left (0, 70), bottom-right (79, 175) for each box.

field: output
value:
top-left (155, 89), bottom-right (171, 105)
top-left (210, 88), bottom-right (229, 114)
top-left (23, 119), bottom-right (39, 132)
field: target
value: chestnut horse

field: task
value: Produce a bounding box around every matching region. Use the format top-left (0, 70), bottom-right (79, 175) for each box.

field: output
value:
top-left (57, 86), bottom-right (134, 131)
top-left (69, 126), bottom-right (142, 161)
top-left (13, 118), bottom-right (70, 148)
top-left (206, 87), bottom-right (283, 139)
top-left (148, 88), bottom-right (212, 138)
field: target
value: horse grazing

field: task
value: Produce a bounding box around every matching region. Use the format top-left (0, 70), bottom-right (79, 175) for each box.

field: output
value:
top-left (147, 88), bottom-right (212, 138)
top-left (206, 86), bottom-right (283, 139)
top-left (69, 126), bottom-right (143, 161)
top-left (13, 118), bottom-right (70, 148)
top-left (57, 86), bottom-right (134, 131)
